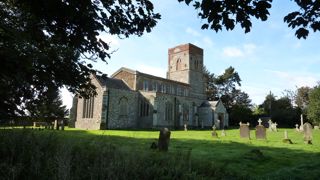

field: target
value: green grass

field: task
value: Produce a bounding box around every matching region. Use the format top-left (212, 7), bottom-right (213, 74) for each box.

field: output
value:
top-left (1, 127), bottom-right (319, 179)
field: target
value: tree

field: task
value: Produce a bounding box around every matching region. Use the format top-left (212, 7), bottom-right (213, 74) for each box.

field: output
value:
top-left (307, 86), bottom-right (320, 125)
top-left (26, 87), bottom-right (68, 121)
top-left (178, 0), bottom-right (320, 39)
top-left (295, 86), bottom-right (312, 114)
top-left (0, 0), bottom-right (160, 118)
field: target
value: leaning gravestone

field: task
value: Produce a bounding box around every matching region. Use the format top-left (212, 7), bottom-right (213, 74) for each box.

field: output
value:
top-left (158, 128), bottom-right (171, 151)
top-left (239, 122), bottom-right (250, 139)
top-left (255, 119), bottom-right (266, 139)
top-left (303, 123), bottom-right (313, 144)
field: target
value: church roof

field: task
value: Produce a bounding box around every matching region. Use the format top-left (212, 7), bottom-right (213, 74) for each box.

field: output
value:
top-left (199, 100), bottom-right (220, 109)
top-left (96, 75), bottom-right (131, 90)
top-left (111, 67), bottom-right (190, 87)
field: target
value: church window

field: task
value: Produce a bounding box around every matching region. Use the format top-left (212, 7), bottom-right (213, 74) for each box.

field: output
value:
top-left (139, 99), bottom-right (149, 117)
top-left (119, 97), bottom-right (128, 117)
top-left (82, 96), bottom-right (94, 118)
top-left (143, 80), bottom-right (149, 91)
top-left (152, 82), bottom-right (158, 92)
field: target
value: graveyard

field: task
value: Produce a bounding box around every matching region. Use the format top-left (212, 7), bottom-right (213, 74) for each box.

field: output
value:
top-left (1, 126), bottom-right (319, 179)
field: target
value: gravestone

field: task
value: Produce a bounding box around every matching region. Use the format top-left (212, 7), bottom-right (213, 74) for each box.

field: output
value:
top-left (184, 124), bottom-right (187, 131)
top-left (303, 123), bottom-right (312, 144)
top-left (221, 129), bottom-right (226, 137)
top-left (268, 120), bottom-right (273, 131)
top-left (239, 122), bottom-right (250, 139)
top-left (272, 122), bottom-right (278, 132)
top-left (314, 126), bottom-right (319, 130)
top-left (60, 120), bottom-right (64, 130)
top-left (158, 128), bottom-right (171, 151)
top-left (54, 120), bottom-right (58, 130)
top-left (211, 125), bottom-right (218, 137)
top-left (295, 124), bottom-right (299, 132)
top-left (282, 130), bottom-right (293, 144)
top-left (255, 119), bottom-right (266, 139)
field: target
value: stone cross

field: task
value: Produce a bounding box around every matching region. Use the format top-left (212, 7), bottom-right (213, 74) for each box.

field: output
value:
top-left (221, 129), bottom-right (226, 136)
top-left (300, 114), bottom-right (304, 131)
top-left (258, 119), bottom-right (262, 126)
top-left (273, 122), bottom-right (278, 132)
top-left (295, 124), bottom-right (300, 132)
top-left (212, 125), bottom-right (216, 131)
top-left (268, 120), bottom-right (273, 131)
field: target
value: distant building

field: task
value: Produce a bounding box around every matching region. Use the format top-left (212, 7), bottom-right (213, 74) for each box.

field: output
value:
top-left (71, 43), bottom-right (229, 130)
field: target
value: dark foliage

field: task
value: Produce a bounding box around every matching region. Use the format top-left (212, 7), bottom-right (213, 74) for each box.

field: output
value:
top-left (0, 0), bottom-right (160, 118)
top-left (179, 0), bottom-right (320, 38)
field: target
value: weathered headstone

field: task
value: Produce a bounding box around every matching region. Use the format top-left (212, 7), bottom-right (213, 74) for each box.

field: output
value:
top-left (184, 124), bottom-right (187, 131)
top-left (282, 130), bottom-right (293, 144)
top-left (54, 120), bottom-right (58, 130)
top-left (268, 120), bottom-right (273, 131)
top-left (239, 122), bottom-right (250, 139)
top-left (158, 128), bottom-right (171, 151)
top-left (295, 124), bottom-right (299, 132)
top-left (221, 129), bottom-right (226, 137)
top-left (303, 123), bottom-right (312, 144)
top-left (314, 126), bottom-right (319, 130)
top-left (255, 125), bottom-right (266, 139)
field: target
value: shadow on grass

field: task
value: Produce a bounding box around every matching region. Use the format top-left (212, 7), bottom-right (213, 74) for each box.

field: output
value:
top-left (0, 128), bottom-right (319, 179)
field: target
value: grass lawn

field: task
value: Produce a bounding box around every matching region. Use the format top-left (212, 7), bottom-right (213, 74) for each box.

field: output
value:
top-left (1, 127), bottom-right (319, 179)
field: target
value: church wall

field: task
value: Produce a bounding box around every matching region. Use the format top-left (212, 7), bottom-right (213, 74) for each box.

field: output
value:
top-left (107, 88), bottom-right (138, 129)
top-left (75, 77), bottom-right (105, 130)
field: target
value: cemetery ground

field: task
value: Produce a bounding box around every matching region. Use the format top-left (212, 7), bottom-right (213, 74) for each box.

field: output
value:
top-left (1, 127), bottom-right (319, 179)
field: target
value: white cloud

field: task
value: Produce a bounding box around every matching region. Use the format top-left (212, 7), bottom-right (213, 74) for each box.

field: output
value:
top-left (202, 36), bottom-right (214, 47)
top-left (222, 47), bottom-right (244, 57)
top-left (265, 70), bottom-right (319, 88)
top-left (222, 43), bottom-right (257, 58)
top-left (134, 64), bottom-right (167, 78)
top-left (186, 27), bottom-right (201, 37)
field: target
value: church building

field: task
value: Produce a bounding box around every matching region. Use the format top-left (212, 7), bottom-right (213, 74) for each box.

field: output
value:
top-left (71, 43), bottom-right (229, 130)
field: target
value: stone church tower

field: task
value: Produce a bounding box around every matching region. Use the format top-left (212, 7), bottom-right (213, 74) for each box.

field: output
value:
top-left (167, 43), bottom-right (206, 99)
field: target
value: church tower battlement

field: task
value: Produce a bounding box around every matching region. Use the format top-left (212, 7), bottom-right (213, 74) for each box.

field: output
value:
top-left (167, 43), bottom-right (205, 99)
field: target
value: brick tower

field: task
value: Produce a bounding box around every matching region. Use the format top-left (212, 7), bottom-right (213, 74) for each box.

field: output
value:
top-left (167, 43), bottom-right (205, 99)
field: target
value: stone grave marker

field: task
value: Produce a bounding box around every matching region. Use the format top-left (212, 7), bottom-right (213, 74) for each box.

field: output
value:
top-left (299, 114), bottom-right (304, 132)
top-left (273, 122), bottom-right (278, 132)
top-left (239, 122), bottom-right (250, 139)
top-left (184, 124), bottom-right (187, 131)
top-left (282, 130), bottom-right (293, 144)
top-left (255, 119), bottom-right (266, 139)
top-left (60, 120), bottom-right (64, 130)
top-left (295, 124), bottom-right (299, 132)
top-left (54, 120), bottom-right (58, 130)
top-left (268, 120), bottom-right (273, 131)
top-left (303, 123), bottom-right (312, 144)
top-left (221, 129), bottom-right (226, 137)
top-left (211, 125), bottom-right (218, 137)
top-left (314, 126), bottom-right (319, 130)
top-left (158, 128), bottom-right (171, 151)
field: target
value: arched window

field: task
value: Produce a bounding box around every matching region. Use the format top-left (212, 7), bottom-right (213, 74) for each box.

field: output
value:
top-left (119, 97), bottom-right (128, 117)
top-left (176, 58), bottom-right (182, 70)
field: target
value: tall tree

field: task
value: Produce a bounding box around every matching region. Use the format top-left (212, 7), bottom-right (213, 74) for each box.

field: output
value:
top-left (26, 87), bottom-right (68, 121)
top-left (307, 86), bottom-right (320, 125)
top-left (0, 0), bottom-right (160, 118)
top-left (295, 86), bottom-right (312, 114)
top-left (178, 0), bottom-right (320, 39)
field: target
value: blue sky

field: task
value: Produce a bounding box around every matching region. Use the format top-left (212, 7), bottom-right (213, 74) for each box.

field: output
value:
top-left (62, 0), bottom-right (320, 109)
